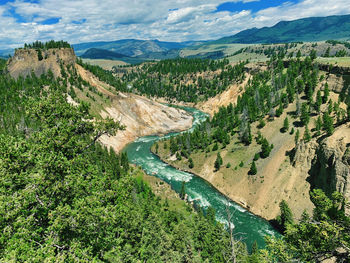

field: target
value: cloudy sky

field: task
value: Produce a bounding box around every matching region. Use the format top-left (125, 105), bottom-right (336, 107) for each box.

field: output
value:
top-left (0, 0), bottom-right (349, 48)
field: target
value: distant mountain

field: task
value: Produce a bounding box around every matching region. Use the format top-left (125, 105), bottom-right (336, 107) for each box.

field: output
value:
top-left (215, 14), bottom-right (350, 44)
top-left (81, 48), bottom-right (146, 64)
top-left (73, 39), bottom-right (205, 58)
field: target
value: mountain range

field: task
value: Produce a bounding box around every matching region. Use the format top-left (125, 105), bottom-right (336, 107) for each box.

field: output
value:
top-left (214, 14), bottom-right (350, 44)
top-left (1, 14), bottom-right (349, 60)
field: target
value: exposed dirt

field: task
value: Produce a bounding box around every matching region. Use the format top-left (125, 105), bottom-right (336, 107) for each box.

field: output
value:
top-left (7, 48), bottom-right (76, 79)
top-left (197, 74), bottom-right (250, 116)
top-left (76, 64), bottom-right (193, 152)
top-left (7, 49), bottom-right (193, 154)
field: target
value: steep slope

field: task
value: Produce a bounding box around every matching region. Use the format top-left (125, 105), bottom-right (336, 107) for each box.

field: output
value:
top-left (75, 64), bottom-right (193, 152)
top-left (7, 47), bottom-right (193, 152)
top-left (7, 48), bottom-right (75, 79)
top-left (215, 14), bottom-right (350, 44)
top-left (153, 60), bottom-right (350, 221)
top-left (295, 123), bottom-right (350, 214)
top-left (197, 73), bottom-right (250, 116)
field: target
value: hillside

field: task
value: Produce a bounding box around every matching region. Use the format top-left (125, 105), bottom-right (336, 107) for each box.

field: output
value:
top-left (2, 40), bottom-right (350, 262)
top-left (7, 45), bottom-right (193, 152)
top-left (0, 44), bottom-right (239, 262)
top-left (73, 39), bottom-right (204, 57)
top-left (144, 54), bottom-right (350, 221)
top-left (80, 48), bottom-right (145, 64)
top-left (215, 14), bottom-right (350, 44)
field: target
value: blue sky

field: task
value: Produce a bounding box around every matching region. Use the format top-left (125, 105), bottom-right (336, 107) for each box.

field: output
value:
top-left (0, 0), bottom-right (349, 49)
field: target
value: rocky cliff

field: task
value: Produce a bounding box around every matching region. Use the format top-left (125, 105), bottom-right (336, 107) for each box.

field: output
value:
top-left (294, 123), bottom-right (350, 214)
top-left (6, 48), bottom-right (193, 152)
top-left (7, 48), bottom-right (76, 79)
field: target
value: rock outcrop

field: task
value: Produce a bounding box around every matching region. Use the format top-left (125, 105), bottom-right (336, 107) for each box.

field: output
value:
top-left (7, 48), bottom-right (193, 152)
top-left (7, 48), bottom-right (76, 79)
top-left (293, 123), bottom-right (350, 214)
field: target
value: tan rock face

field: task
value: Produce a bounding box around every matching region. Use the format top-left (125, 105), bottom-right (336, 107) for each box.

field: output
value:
top-left (294, 123), bottom-right (350, 215)
top-left (7, 48), bottom-right (193, 153)
top-left (7, 48), bottom-right (76, 79)
top-left (99, 93), bottom-right (193, 152)
top-left (75, 64), bottom-right (193, 152)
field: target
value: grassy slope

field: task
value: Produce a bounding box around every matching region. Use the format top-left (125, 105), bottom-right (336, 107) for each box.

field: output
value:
top-left (82, 58), bottom-right (128, 70)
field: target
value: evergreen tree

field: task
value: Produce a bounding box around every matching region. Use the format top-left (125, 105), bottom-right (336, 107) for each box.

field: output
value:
top-left (303, 125), bottom-right (311, 142)
top-left (295, 129), bottom-right (300, 145)
top-left (260, 138), bottom-right (272, 158)
top-left (282, 117), bottom-right (289, 133)
top-left (323, 83), bottom-right (329, 103)
top-left (300, 103), bottom-right (310, 126)
top-left (315, 116), bottom-right (323, 136)
top-left (180, 181), bottom-right (186, 200)
top-left (323, 112), bottom-right (334, 135)
top-left (249, 161), bottom-right (257, 175)
top-left (315, 90), bottom-right (322, 112)
top-left (188, 157), bottom-right (194, 169)
top-left (37, 49), bottom-right (43, 61)
top-left (214, 152), bottom-right (223, 171)
top-left (276, 200), bottom-right (294, 232)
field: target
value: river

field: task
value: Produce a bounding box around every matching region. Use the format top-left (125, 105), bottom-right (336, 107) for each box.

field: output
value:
top-left (124, 107), bottom-right (280, 249)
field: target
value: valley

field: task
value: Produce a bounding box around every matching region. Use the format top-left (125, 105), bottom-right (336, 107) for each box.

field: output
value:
top-left (0, 11), bottom-right (350, 262)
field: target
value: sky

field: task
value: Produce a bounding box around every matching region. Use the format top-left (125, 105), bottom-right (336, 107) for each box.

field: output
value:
top-left (0, 0), bottom-right (349, 49)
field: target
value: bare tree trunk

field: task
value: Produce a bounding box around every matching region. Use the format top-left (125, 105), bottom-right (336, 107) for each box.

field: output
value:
top-left (226, 204), bottom-right (236, 263)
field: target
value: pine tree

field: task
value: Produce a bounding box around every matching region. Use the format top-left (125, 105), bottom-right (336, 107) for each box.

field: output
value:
top-left (214, 152), bottom-right (223, 171)
top-left (303, 125), bottom-right (311, 142)
top-left (314, 116), bottom-right (322, 136)
top-left (261, 138), bottom-right (272, 158)
top-left (249, 161), bottom-right (257, 175)
top-left (180, 181), bottom-right (186, 200)
top-left (323, 83), bottom-right (329, 103)
top-left (315, 90), bottom-right (322, 112)
top-left (277, 200), bottom-right (294, 232)
top-left (37, 49), bottom-right (43, 61)
top-left (323, 112), bottom-right (334, 136)
top-left (300, 103), bottom-right (310, 126)
top-left (282, 117), bottom-right (289, 133)
top-left (295, 129), bottom-right (300, 145)
top-left (188, 158), bottom-right (194, 169)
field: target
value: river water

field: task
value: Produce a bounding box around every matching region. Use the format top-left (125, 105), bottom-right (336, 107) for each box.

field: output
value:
top-left (124, 107), bottom-right (280, 249)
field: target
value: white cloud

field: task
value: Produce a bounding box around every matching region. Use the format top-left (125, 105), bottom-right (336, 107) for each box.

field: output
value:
top-left (0, 0), bottom-right (349, 49)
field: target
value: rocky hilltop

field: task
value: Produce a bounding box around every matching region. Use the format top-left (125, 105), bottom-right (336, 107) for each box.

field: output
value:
top-left (6, 47), bottom-right (192, 151)
top-left (7, 48), bottom-right (76, 79)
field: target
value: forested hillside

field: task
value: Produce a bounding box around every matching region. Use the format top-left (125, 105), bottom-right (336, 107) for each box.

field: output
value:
top-left (215, 14), bottom-right (350, 44)
top-left (1, 40), bottom-right (350, 262)
top-left (0, 50), bottom-right (238, 261)
top-left (119, 58), bottom-right (246, 102)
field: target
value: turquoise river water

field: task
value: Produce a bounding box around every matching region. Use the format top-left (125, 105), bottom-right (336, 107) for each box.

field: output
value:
top-left (124, 107), bottom-right (280, 249)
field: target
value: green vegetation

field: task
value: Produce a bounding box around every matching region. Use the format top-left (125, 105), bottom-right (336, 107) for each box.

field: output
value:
top-left (120, 58), bottom-right (246, 102)
top-left (77, 58), bottom-right (128, 93)
top-left (249, 161), bottom-right (257, 175)
top-left (155, 51), bottom-right (349, 176)
top-left (266, 189), bottom-right (350, 262)
top-left (0, 70), bottom-right (238, 262)
top-left (214, 152), bottom-right (223, 171)
top-left (214, 14), bottom-right (350, 44)
top-left (23, 40), bottom-right (72, 49)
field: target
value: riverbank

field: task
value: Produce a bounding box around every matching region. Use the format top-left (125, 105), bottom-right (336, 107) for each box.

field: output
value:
top-left (123, 107), bottom-right (280, 248)
top-left (151, 145), bottom-right (268, 219)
